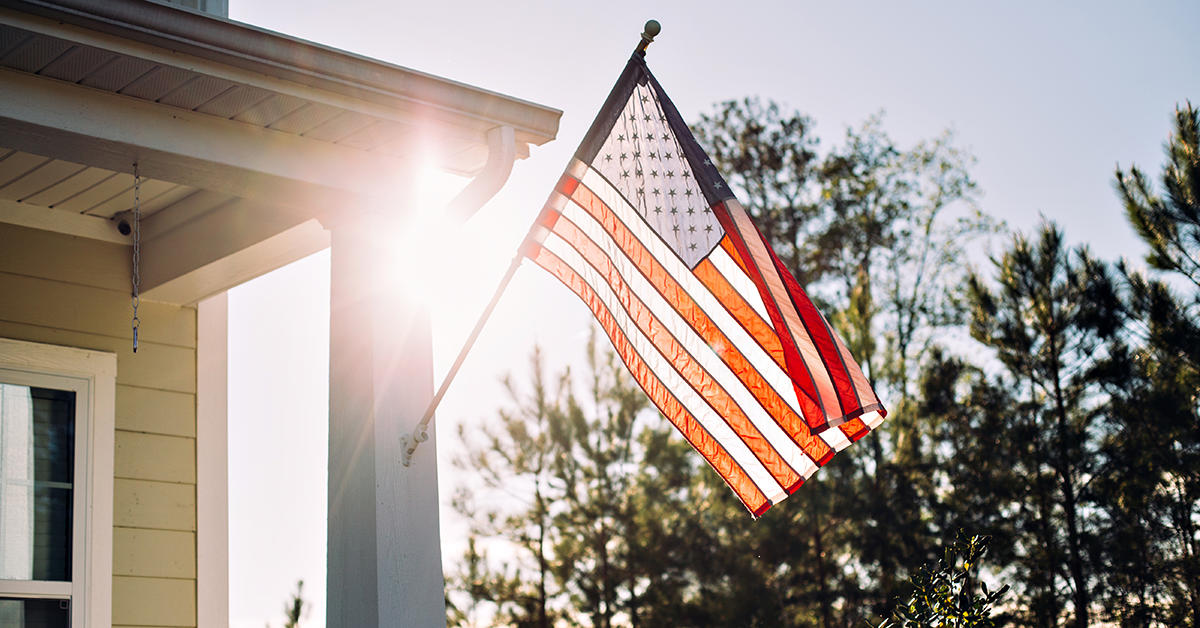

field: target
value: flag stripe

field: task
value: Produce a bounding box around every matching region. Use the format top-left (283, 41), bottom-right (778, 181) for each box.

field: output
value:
top-left (770, 252), bottom-right (868, 418)
top-left (691, 258), bottom-right (833, 463)
top-left (564, 173), bottom-right (832, 465)
top-left (547, 210), bottom-right (808, 487)
top-left (709, 246), bottom-right (771, 324)
top-left (529, 241), bottom-right (778, 512)
top-left (714, 201), bottom-right (842, 426)
top-left (693, 258), bottom-right (787, 372)
top-left (726, 203), bottom-right (859, 421)
top-left (553, 202), bottom-right (823, 477)
top-left (840, 417), bottom-right (869, 442)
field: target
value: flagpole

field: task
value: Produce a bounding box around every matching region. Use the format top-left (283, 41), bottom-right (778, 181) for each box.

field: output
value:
top-left (400, 19), bottom-right (663, 467)
top-left (401, 251), bottom-right (524, 466)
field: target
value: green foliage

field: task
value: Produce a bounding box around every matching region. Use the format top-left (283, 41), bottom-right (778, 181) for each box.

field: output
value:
top-left (873, 533), bottom-right (1009, 628)
top-left (449, 101), bottom-right (1199, 628)
top-left (1116, 102), bottom-right (1200, 291)
top-left (448, 338), bottom-right (710, 627)
top-left (1093, 101), bottom-right (1200, 628)
top-left (266, 580), bottom-right (307, 628)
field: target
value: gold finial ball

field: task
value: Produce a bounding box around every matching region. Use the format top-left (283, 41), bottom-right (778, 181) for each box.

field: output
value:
top-left (643, 20), bottom-right (661, 40)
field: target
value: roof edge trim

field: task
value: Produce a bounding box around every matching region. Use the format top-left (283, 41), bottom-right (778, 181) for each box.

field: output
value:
top-left (0, 0), bottom-right (561, 143)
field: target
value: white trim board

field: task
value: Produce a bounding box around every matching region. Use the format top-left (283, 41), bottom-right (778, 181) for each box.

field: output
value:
top-left (0, 336), bottom-right (116, 628)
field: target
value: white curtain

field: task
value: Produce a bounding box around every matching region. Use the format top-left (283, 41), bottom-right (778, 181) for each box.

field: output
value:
top-left (0, 382), bottom-right (35, 580)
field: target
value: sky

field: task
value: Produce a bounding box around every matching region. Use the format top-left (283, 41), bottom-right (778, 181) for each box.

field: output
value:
top-left (222, 2), bottom-right (1200, 627)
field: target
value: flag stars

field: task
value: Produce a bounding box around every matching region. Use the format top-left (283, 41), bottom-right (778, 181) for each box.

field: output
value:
top-left (648, 151), bottom-right (657, 160)
top-left (704, 224), bottom-right (714, 233)
top-left (650, 170), bottom-right (659, 178)
top-left (685, 189), bottom-right (694, 197)
top-left (666, 171), bottom-right (675, 178)
top-left (621, 170), bottom-right (630, 178)
top-left (635, 168), bottom-right (643, 177)
top-left (652, 188), bottom-right (660, 195)
top-left (668, 188), bottom-right (677, 197)
top-left (633, 151), bottom-right (641, 159)
top-left (620, 152), bottom-right (627, 161)
top-left (688, 225), bottom-right (697, 233)
top-left (640, 95), bottom-right (649, 104)
top-left (618, 134), bottom-right (626, 142)
top-left (654, 206), bottom-right (663, 214)
top-left (689, 242), bottom-right (698, 251)
top-left (604, 154), bottom-right (612, 162)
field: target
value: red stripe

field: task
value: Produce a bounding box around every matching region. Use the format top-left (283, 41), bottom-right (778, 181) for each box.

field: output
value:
top-left (550, 213), bottom-right (803, 489)
top-left (564, 184), bottom-right (831, 465)
top-left (530, 244), bottom-right (770, 515)
top-left (710, 201), bottom-right (831, 429)
top-left (839, 416), bottom-right (870, 442)
top-left (771, 253), bottom-right (864, 419)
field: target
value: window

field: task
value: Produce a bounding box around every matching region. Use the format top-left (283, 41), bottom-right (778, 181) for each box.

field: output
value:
top-left (0, 339), bottom-right (115, 628)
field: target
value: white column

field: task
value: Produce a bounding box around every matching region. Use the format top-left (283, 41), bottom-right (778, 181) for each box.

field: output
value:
top-left (197, 293), bottom-right (230, 628)
top-left (327, 211), bottom-right (446, 628)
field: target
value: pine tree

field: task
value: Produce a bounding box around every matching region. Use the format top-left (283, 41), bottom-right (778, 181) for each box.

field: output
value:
top-left (966, 223), bottom-right (1108, 628)
top-left (1091, 101), bottom-right (1200, 627)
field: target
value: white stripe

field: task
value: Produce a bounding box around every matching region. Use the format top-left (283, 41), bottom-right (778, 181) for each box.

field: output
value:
top-left (864, 410), bottom-right (885, 430)
top-left (819, 426), bottom-right (852, 452)
top-left (560, 202), bottom-right (818, 478)
top-left (543, 231), bottom-right (787, 503)
top-left (709, 247), bottom-right (772, 324)
top-left (576, 167), bottom-right (810, 424)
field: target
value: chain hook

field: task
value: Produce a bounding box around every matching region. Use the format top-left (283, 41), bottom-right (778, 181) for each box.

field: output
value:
top-left (132, 162), bottom-right (141, 353)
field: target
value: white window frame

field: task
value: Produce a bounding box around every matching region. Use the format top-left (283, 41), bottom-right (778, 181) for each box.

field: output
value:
top-left (0, 337), bottom-right (115, 628)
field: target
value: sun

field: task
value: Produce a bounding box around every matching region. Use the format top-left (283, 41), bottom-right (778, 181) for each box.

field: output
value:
top-left (385, 164), bottom-right (524, 363)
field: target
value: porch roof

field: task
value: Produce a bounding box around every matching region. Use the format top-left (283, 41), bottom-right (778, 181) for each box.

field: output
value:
top-left (0, 0), bottom-right (562, 305)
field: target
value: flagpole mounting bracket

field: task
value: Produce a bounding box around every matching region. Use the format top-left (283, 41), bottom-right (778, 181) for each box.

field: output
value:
top-left (400, 427), bottom-right (429, 467)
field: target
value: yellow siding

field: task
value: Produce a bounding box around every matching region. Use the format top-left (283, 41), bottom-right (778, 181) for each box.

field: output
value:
top-left (113, 529), bottom-right (196, 578)
top-left (0, 222), bottom-right (199, 627)
top-left (117, 385), bottom-right (196, 438)
top-left (115, 432), bottom-right (197, 484)
top-left (112, 576), bottom-right (197, 627)
top-left (114, 479), bottom-right (197, 531)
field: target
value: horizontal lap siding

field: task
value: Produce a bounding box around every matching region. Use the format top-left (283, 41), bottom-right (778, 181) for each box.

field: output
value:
top-left (0, 223), bottom-right (199, 627)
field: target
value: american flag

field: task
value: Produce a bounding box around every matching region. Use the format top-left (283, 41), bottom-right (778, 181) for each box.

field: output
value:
top-left (522, 52), bottom-right (886, 517)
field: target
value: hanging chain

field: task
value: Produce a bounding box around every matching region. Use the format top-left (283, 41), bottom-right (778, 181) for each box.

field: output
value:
top-left (132, 163), bottom-right (141, 353)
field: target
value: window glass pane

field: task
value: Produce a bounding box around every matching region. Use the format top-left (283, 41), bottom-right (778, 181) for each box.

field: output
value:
top-left (0, 384), bottom-right (74, 582)
top-left (0, 597), bottom-right (71, 628)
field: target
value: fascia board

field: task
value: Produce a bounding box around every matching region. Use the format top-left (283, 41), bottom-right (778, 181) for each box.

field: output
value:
top-left (0, 0), bottom-right (561, 146)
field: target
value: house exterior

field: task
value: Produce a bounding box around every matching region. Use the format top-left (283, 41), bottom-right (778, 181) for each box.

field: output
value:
top-left (0, 1), bottom-right (561, 626)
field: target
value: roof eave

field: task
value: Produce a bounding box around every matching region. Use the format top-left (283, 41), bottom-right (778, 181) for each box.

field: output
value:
top-left (0, 0), bottom-right (561, 145)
